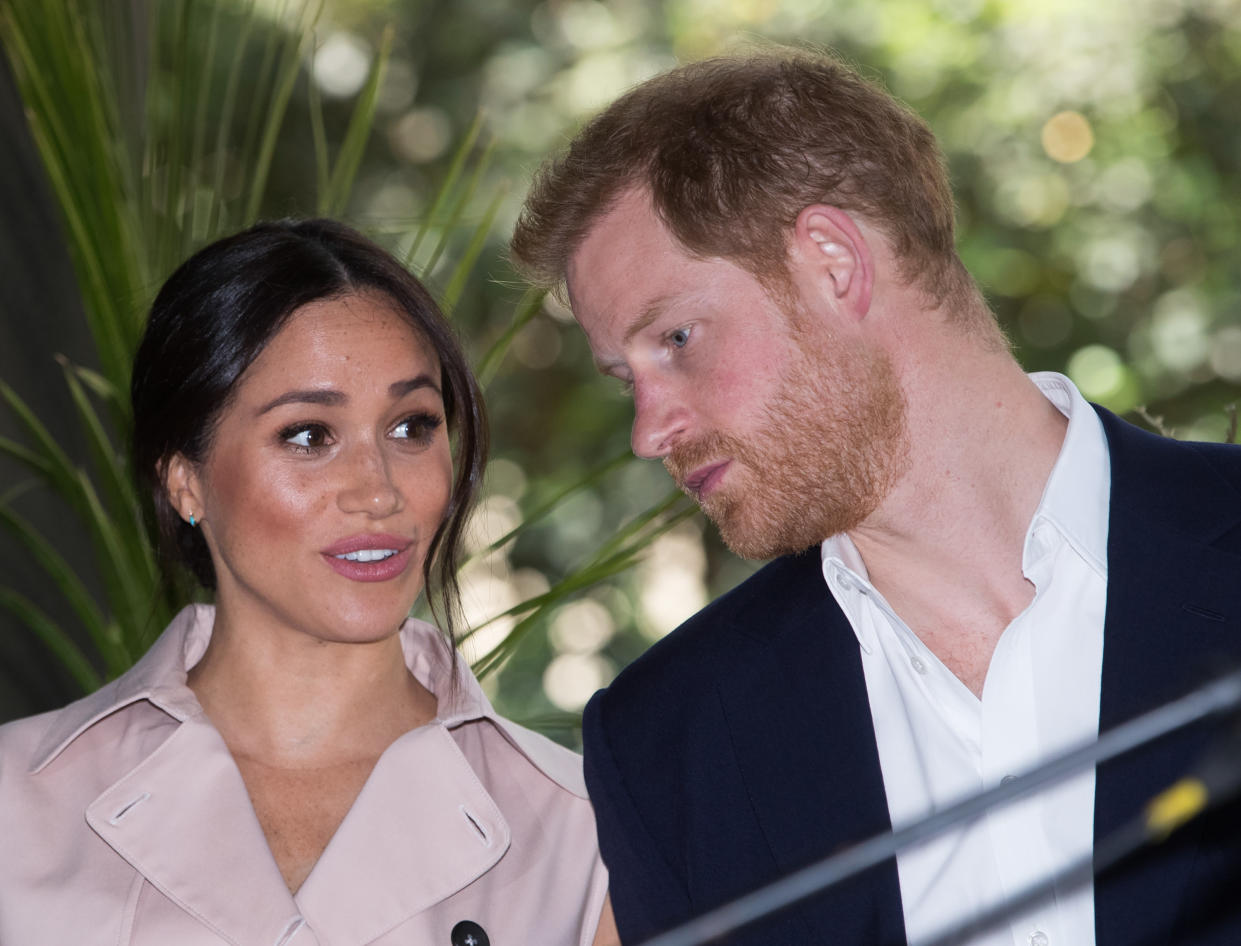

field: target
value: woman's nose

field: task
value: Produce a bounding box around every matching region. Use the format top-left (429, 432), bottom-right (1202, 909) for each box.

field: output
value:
top-left (336, 445), bottom-right (404, 517)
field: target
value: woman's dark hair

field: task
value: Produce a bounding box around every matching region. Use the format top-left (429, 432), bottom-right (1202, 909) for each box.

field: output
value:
top-left (131, 218), bottom-right (488, 646)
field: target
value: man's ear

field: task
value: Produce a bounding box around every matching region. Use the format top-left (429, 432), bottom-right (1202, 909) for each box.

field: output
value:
top-left (163, 453), bottom-right (205, 526)
top-left (791, 204), bottom-right (874, 320)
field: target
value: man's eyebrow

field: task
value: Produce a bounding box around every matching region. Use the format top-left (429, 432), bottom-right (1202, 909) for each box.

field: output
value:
top-left (592, 296), bottom-right (678, 375)
top-left (623, 297), bottom-right (673, 346)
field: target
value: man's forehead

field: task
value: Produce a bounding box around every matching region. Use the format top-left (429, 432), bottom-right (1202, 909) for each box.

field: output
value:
top-left (569, 188), bottom-right (666, 271)
top-left (566, 190), bottom-right (689, 308)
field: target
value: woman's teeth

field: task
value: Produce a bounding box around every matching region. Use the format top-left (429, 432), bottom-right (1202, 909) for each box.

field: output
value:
top-left (335, 549), bottom-right (398, 562)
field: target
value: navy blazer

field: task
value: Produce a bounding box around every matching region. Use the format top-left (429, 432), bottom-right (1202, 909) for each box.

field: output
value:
top-left (583, 409), bottom-right (1241, 945)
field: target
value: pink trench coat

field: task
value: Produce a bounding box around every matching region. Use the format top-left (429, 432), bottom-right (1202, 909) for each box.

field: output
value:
top-left (0, 605), bottom-right (608, 945)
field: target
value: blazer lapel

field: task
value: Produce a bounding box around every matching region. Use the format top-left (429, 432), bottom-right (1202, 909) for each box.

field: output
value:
top-left (1094, 410), bottom-right (1241, 946)
top-left (716, 552), bottom-right (906, 945)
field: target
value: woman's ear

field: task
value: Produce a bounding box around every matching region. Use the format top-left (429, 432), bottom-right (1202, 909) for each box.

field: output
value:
top-left (163, 453), bottom-right (205, 527)
top-left (791, 204), bottom-right (874, 320)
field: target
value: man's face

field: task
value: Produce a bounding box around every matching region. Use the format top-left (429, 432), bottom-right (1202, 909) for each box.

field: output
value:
top-left (566, 189), bottom-right (908, 558)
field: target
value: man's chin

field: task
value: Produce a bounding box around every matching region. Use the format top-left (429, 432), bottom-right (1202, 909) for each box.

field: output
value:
top-left (707, 492), bottom-right (873, 560)
top-left (711, 508), bottom-right (824, 562)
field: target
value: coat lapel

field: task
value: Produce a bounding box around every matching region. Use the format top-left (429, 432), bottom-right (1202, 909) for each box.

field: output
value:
top-left (716, 552), bottom-right (906, 945)
top-left (86, 715), bottom-right (305, 945)
top-left (294, 722), bottom-right (508, 945)
top-left (85, 716), bottom-right (511, 946)
top-left (1094, 409), bottom-right (1241, 946)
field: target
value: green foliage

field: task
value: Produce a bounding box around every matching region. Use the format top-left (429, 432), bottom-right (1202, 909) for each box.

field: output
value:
top-left (0, 0), bottom-right (334, 684)
top-left (13, 0), bottom-right (1239, 736)
top-left (0, 0), bottom-right (686, 735)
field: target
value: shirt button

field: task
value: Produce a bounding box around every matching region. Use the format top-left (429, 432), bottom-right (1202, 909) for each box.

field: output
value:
top-left (1001, 775), bottom-right (1018, 785)
top-left (837, 574), bottom-right (853, 592)
top-left (1029, 930), bottom-right (1049, 946)
top-left (910, 656), bottom-right (927, 674)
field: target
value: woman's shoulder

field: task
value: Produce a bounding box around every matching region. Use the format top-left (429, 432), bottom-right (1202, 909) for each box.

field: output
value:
top-left (0, 705), bottom-right (63, 774)
top-left (400, 616), bottom-right (591, 798)
top-left (0, 606), bottom-right (208, 791)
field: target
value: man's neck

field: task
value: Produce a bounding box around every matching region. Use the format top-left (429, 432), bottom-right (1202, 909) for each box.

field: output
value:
top-left (846, 345), bottom-right (1069, 695)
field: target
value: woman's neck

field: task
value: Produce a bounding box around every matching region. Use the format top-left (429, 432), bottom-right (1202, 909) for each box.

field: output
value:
top-left (187, 608), bottom-right (438, 768)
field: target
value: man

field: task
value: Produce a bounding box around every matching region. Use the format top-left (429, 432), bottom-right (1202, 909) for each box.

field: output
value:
top-left (510, 49), bottom-right (1241, 946)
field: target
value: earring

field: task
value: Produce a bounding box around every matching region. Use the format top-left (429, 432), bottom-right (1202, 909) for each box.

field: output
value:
top-left (188, 513), bottom-right (196, 528)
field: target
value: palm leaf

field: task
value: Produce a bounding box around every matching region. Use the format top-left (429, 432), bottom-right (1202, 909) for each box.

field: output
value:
top-left (0, 381), bottom-right (88, 515)
top-left (0, 589), bottom-right (103, 693)
top-left (469, 491), bottom-right (695, 678)
top-left (243, 14), bottom-right (310, 222)
top-left (57, 358), bottom-right (157, 587)
top-left (320, 25), bottom-right (392, 216)
top-left (0, 501), bottom-right (124, 674)
top-left (464, 449), bottom-right (634, 568)
top-left (477, 289), bottom-right (545, 388)
top-left (406, 110), bottom-right (485, 265)
top-left (423, 135), bottom-right (496, 277)
top-left (440, 186), bottom-right (506, 313)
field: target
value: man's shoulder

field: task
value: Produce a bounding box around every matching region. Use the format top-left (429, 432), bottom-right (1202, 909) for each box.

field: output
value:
top-left (1099, 405), bottom-right (1241, 473)
top-left (593, 550), bottom-right (826, 717)
top-left (1098, 407), bottom-right (1241, 541)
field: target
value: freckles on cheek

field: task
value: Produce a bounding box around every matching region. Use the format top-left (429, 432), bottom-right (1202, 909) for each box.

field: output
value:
top-left (209, 457), bottom-right (328, 550)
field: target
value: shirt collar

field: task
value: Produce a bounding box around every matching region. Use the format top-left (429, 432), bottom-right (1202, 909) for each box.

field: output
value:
top-left (29, 604), bottom-right (588, 797)
top-left (820, 371), bottom-right (1111, 646)
top-left (1024, 371), bottom-right (1110, 579)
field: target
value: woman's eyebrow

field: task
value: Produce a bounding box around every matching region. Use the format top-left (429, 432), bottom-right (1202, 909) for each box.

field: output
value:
top-left (255, 389), bottom-right (345, 415)
top-left (388, 374), bottom-right (441, 399)
top-left (254, 375), bottom-right (441, 416)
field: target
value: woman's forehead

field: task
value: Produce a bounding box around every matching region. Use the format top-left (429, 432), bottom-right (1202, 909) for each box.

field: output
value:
top-left (246, 293), bottom-right (440, 386)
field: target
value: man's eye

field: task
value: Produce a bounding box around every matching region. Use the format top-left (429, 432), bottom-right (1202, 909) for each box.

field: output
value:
top-left (669, 327), bottom-right (691, 348)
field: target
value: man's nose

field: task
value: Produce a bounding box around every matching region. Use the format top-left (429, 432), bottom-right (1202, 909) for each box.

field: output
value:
top-left (336, 443), bottom-right (404, 517)
top-left (630, 379), bottom-right (689, 459)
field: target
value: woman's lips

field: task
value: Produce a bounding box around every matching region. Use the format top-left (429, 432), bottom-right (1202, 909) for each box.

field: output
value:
top-left (684, 461), bottom-right (731, 501)
top-left (320, 534), bottom-right (414, 583)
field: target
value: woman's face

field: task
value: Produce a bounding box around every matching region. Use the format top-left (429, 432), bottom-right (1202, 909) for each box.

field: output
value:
top-left (167, 291), bottom-right (454, 644)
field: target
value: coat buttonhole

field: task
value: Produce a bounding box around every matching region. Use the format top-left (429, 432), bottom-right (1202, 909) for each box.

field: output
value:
top-left (108, 791), bottom-right (151, 825)
top-left (460, 805), bottom-right (492, 846)
top-left (273, 915), bottom-right (305, 946)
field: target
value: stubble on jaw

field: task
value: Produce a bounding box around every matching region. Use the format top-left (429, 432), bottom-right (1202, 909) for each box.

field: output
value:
top-left (665, 329), bottom-right (909, 560)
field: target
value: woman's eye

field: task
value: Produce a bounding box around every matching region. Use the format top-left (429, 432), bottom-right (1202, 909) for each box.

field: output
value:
top-left (668, 327), bottom-right (691, 349)
top-left (392, 412), bottom-right (443, 442)
top-left (282, 424), bottom-right (330, 451)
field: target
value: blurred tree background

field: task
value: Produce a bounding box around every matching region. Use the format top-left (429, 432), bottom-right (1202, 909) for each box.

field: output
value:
top-left (2, 0), bottom-right (1239, 741)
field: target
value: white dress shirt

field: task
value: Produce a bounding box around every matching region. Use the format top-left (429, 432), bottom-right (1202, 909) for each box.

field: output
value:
top-left (821, 372), bottom-right (1110, 946)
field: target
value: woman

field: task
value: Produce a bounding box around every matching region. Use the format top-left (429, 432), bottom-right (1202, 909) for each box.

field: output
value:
top-left (0, 219), bottom-right (616, 946)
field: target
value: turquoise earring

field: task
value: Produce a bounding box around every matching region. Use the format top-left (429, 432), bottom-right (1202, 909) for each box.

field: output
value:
top-left (189, 513), bottom-right (196, 528)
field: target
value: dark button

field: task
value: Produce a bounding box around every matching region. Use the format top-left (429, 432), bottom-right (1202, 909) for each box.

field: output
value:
top-left (451, 920), bottom-right (490, 946)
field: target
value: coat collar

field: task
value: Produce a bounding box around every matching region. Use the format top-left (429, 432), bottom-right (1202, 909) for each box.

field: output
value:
top-left (82, 700), bottom-right (513, 944)
top-left (31, 604), bottom-right (585, 944)
top-left (29, 604), bottom-right (212, 773)
top-left (31, 604), bottom-right (587, 798)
